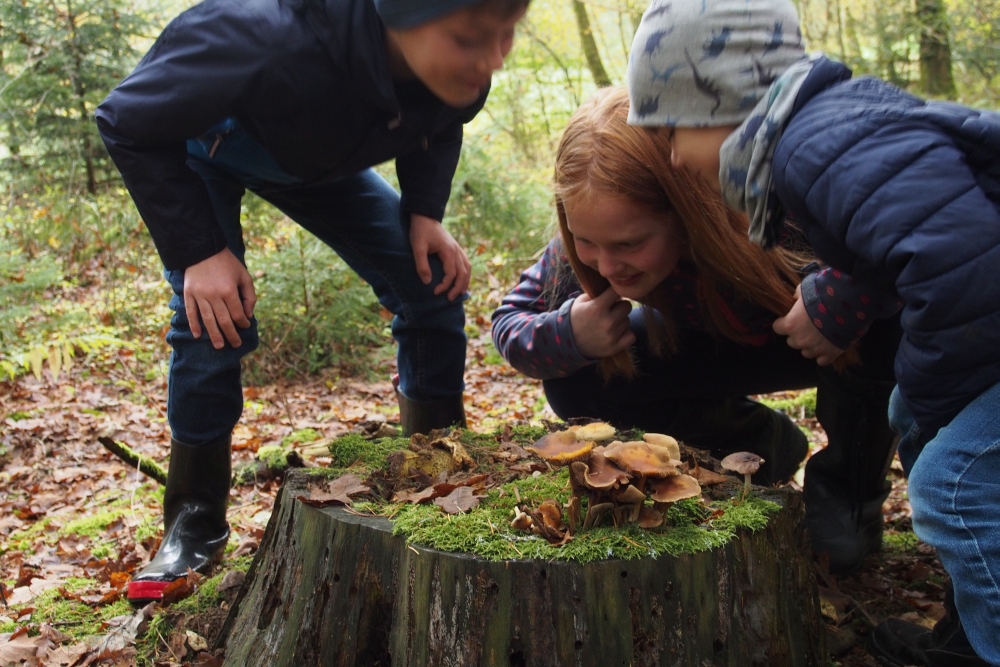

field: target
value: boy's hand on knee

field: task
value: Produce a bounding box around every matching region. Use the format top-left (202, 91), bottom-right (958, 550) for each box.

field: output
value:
top-left (409, 213), bottom-right (471, 301)
top-left (570, 287), bottom-right (636, 359)
top-left (183, 248), bottom-right (256, 350)
top-left (773, 285), bottom-right (843, 366)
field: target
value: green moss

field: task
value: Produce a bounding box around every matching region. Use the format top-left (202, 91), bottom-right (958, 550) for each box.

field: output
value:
top-left (4, 517), bottom-right (54, 552)
top-left (62, 509), bottom-right (128, 537)
top-left (6, 410), bottom-right (32, 421)
top-left (387, 469), bottom-right (781, 563)
top-left (281, 428), bottom-right (322, 447)
top-left (0, 619), bottom-right (16, 634)
top-left (256, 445), bottom-right (290, 469)
top-left (882, 529), bottom-right (921, 554)
top-left (328, 433), bottom-right (408, 470)
top-left (26, 584), bottom-right (134, 640)
top-left (760, 388), bottom-right (817, 418)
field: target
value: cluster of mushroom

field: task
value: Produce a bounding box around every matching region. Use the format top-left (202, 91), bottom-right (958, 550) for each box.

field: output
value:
top-left (509, 423), bottom-right (704, 543)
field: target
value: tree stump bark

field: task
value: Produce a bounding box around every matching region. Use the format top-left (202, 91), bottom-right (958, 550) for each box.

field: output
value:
top-left (218, 470), bottom-right (826, 666)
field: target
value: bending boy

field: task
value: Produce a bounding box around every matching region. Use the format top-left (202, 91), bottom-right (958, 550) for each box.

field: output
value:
top-left (97, 0), bottom-right (526, 604)
top-left (628, 1), bottom-right (1000, 664)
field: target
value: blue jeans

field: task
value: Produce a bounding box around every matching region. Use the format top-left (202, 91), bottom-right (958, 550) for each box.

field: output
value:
top-left (891, 382), bottom-right (1000, 665)
top-left (165, 121), bottom-right (466, 445)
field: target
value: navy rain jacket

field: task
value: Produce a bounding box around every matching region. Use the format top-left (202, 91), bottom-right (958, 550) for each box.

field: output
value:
top-left (96, 0), bottom-right (486, 271)
top-left (772, 57), bottom-right (1000, 439)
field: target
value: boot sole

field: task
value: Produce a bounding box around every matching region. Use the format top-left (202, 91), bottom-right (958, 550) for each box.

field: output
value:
top-left (127, 579), bottom-right (174, 606)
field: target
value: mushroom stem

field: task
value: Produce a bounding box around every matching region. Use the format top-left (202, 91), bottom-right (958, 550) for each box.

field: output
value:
top-left (742, 474), bottom-right (751, 501)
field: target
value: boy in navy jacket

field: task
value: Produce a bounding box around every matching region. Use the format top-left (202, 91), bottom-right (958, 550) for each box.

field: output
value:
top-left (97, 0), bottom-right (526, 604)
top-left (628, 0), bottom-right (1000, 664)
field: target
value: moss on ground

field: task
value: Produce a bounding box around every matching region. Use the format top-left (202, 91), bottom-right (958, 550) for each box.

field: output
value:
top-left (25, 581), bottom-right (134, 640)
top-left (281, 428), bottom-right (322, 447)
top-left (760, 388), bottom-right (817, 418)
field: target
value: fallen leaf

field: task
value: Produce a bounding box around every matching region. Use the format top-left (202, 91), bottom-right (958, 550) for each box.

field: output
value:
top-left (433, 486), bottom-right (481, 514)
top-left (690, 467), bottom-right (732, 486)
top-left (160, 571), bottom-right (203, 605)
top-left (392, 487), bottom-right (436, 504)
top-left (0, 627), bottom-right (51, 665)
top-left (297, 474), bottom-right (370, 507)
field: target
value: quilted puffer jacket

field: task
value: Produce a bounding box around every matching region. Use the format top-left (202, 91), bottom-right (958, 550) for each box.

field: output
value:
top-left (772, 56), bottom-right (1000, 438)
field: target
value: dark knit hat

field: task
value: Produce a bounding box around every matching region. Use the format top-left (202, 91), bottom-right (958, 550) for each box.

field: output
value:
top-left (375, 0), bottom-right (483, 28)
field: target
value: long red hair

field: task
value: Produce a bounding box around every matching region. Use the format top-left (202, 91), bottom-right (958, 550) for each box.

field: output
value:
top-left (554, 87), bottom-right (809, 378)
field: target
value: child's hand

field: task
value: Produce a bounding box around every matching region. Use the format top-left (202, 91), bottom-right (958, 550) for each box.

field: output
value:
top-left (570, 287), bottom-right (636, 359)
top-left (773, 285), bottom-right (844, 366)
top-left (183, 248), bottom-right (256, 349)
top-left (410, 214), bottom-right (471, 301)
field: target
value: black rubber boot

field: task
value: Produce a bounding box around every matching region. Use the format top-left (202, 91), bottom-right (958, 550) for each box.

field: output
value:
top-left (805, 367), bottom-right (897, 574)
top-left (868, 583), bottom-right (988, 666)
top-left (394, 379), bottom-right (467, 436)
top-left (668, 397), bottom-right (809, 486)
top-left (128, 435), bottom-right (231, 605)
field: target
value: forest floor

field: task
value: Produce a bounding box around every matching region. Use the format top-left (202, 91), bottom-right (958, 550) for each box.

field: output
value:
top-left (0, 318), bottom-right (946, 666)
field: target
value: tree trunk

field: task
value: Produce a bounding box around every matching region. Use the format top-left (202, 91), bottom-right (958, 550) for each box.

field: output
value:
top-left (218, 470), bottom-right (826, 666)
top-left (916, 0), bottom-right (956, 97)
top-left (572, 0), bottom-right (612, 88)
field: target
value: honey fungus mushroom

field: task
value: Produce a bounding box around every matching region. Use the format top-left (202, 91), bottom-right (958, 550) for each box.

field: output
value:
top-left (642, 433), bottom-right (681, 461)
top-left (720, 452), bottom-right (764, 498)
top-left (572, 421), bottom-right (616, 442)
top-left (649, 474), bottom-right (702, 504)
top-left (526, 430), bottom-right (595, 466)
top-left (602, 440), bottom-right (680, 480)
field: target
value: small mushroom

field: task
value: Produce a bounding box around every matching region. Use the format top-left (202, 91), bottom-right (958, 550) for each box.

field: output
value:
top-left (648, 474), bottom-right (702, 504)
top-left (613, 484), bottom-right (647, 522)
top-left (566, 495), bottom-right (581, 534)
top-left (583, 502), bottom-right (615, 529)
top-left (603, 441), bottom-right (679, 479)
top-left (511, 507), bottom-right (533, 531)
top-left (720, 452), bottom-right (764, 499)
top-left (642, 433), bottom-right (681, 461)
top-left (526, 430), bottom-right (595, 466)
top-left (572, 422), bottom-right (616, 442)
top-left (583, 447), bottom-right (631, 489)
top-left (637, 506), bottom-right (664, 529)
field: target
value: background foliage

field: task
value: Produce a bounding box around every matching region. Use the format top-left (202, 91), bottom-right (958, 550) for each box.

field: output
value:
top-left (0, 0), bottom-right (997, 380)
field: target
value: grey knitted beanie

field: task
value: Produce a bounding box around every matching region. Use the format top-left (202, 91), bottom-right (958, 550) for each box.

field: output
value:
top-left (627, 0), bottom-right (806, 127)
top-left (375, 0), bottom-right (485, 28)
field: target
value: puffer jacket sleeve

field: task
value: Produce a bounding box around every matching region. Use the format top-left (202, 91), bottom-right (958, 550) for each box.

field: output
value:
top-left (800, 268), bottom-right (902, 350)
top-left (773, 81), bottom-right (1000, 437)
top-left (395, 90), bottom-right (487, 223)
top-left (491, 240), bottom-right (595, 380)
top-left (96, 2), bottom-right (271, 270)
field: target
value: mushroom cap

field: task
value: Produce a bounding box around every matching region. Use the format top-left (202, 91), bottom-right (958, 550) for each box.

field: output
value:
top-left (572, 422), bottom-right (616, 442)
top-left (648, 474), bottom-right (702, 503)
top-left (642, 433), bottom-right (681, 461)
top-left (581, 447), bottom-right (631, 489)
top-left (720, 451), bottom-right (764, 476)
top-left (637, 506), bottom-right (664, 529)
top-left (615, 484), bottom-right (646, 504)
top-left (602, 440), bottom-right (679, 478)
top-left (526, 430), bottom-right (595, 465)
top-left (511, 507), bottom-right (533, 530)
top-left (537, 500), bottom-right (564, 531)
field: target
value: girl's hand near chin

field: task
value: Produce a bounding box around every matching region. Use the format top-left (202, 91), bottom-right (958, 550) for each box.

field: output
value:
top-left (570, 287), bottom-right (636, 359)
top-left (773, 285), bottom-right (845, 366)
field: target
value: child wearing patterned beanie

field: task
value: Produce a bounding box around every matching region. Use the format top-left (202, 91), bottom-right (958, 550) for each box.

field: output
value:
top-left (628, 1), bottom-right (1000, 665)
top-left (97, 0), bottom-right (529, 606)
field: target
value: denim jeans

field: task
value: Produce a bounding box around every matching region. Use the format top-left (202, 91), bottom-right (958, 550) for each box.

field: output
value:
top-left (891, 382), bottom-right (1000, 665)
top-left (164, 121), bottom-right (466, 445)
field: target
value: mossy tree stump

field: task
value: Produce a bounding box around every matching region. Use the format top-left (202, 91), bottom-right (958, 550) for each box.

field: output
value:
top-left (218, 469), bottom-right (825, 666)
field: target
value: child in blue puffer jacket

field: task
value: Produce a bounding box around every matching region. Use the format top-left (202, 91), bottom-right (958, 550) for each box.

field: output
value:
top-left (628, 1), bottom-right (1000, 664)
top-left (492, 86), bottom-right (902, 577)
